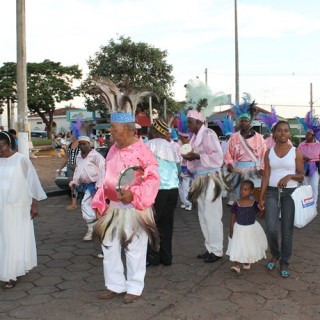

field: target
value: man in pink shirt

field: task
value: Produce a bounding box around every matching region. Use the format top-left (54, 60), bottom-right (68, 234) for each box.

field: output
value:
top-left (89, 77), bottom-right (161, 303)
top-left (92, 113), bottom-right (160, 304)
top-left (182, 109), bottom-right (224, 263)
top-left (224, 114), bottom-right (266, 199)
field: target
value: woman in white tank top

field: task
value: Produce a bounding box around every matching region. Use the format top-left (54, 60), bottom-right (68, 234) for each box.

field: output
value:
top-left (259, 121), bottom-right (304, 279)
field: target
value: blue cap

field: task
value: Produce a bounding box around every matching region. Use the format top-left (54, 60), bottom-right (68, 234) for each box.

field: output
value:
top-left (111, 112), bottom-right (135, 123)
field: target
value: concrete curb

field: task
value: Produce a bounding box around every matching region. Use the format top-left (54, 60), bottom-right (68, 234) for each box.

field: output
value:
top-left (46, 189), bottom-right (68, 197)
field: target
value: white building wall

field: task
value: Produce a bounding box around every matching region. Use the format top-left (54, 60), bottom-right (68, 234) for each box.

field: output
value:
top-left (1, 107), bottom-right (71, 133)
top-left (29, 115), bottom-right (70, 133)
top-left (0, 108), bottom-right (8, 130)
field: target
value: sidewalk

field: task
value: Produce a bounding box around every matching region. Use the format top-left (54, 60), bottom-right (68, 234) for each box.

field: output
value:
top-left (1, 191), bottom-right (320, 319)
top-left (30, 148), bottom-right (64, 193)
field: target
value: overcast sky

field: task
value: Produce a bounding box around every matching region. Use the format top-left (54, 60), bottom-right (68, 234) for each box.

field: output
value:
top-left (1, 0), bottom-right (320, 118)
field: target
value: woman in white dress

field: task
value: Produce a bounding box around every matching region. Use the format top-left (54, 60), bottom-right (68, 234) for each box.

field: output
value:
top-left (0, 131), bottom-right (47, 289)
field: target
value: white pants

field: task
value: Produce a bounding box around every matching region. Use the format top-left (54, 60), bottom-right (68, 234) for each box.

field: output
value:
top-left (81, 189), bottom-right (96, 223)
top-left (197, 178), bottom-right (224, 256)
top-left (102, 227), bottom-right (148, 296)
top-left (306, 171), bottom-right (319, 205)
top-left (179, 175), bottom-right (192, 206)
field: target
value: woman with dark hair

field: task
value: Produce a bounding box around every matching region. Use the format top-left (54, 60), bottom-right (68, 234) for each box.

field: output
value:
top-left (0, 131), bottom-right (47, 289)
top-left (259, 121), bottom-right (304, 278)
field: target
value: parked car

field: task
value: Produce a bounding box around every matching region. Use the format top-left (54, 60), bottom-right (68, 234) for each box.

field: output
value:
top-left (31, 131), bottom-right (48, 138)
top-left (54, 167), bottom-right (70, 190)
top-left (95, 146), bottom-right (108, 158)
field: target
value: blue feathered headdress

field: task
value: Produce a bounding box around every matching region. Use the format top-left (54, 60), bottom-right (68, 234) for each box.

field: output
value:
top-left (296, 110), bottom-right (320, 141)
top-left (70, 118), bottom-right (96, 139)
top-left (231, 93), bottom-right (257, 120)
top-left (170, 128), bottom-right (179, 141)
top-left (256, 106), bottom-right (279, 133)
top-left (70, 118), bottom-right (82, 139)
top-left (177, 111), bottom-right (189, 137)
top-left (213, 114), bottom-right (235, 136)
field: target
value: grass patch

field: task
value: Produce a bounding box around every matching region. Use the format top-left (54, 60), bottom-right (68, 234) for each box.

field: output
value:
top-left (32, 139), bottom-right (52, 146)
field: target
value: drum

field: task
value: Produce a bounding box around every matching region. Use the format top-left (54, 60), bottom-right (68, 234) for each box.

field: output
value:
top-left (180, 144), bottom-right (192, 155)
top-left (116, 166), bottom-right (144, 194)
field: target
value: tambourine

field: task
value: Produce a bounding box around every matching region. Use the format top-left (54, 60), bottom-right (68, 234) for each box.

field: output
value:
top-left (180, 144), bottom-right (192, 155)
top-left (116, 166), bottom-right (144, 195)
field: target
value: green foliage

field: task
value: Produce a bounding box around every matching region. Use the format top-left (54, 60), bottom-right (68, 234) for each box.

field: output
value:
top-left (84, 35), bottom-right (176, 115)
top-left (27, 60), bottom-right (82, 114)
top-left (31, 139), bottom-right (52, 146)
top-left (291, 136), bottom-right (305, 147)
top-left (0, 60), bottom-right (82, 133)
top-left (0, 62), bottom-right (17, 114)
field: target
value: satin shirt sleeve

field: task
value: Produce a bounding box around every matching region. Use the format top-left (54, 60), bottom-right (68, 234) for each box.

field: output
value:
top-left (130, 164), bottom-right (160, 210)
top-left (199, 129), bottom-right (223, 168)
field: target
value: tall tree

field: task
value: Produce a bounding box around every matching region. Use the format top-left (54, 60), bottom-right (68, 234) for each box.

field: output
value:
top-left (84, 35), bottom-right (177, 116)
top-left (0, 62), bottom-right (17, 120)
top-left (0, 60), bottom-right (82, 135)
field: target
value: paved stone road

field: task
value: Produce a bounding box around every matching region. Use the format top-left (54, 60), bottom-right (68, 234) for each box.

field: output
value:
top-left (1, 193), bottom-right (320, 320)
top-left (1, 151), bottom-right (320, 319)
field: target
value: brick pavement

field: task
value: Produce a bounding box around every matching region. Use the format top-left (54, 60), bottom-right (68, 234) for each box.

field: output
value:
top-left (1, 153), bottom-right (320, 319)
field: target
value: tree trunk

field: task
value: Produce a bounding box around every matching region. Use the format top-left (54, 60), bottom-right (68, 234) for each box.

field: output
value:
top-left (37, 111), bottom-right (53, 139)
top-left (7, 97), bottom-right (11, 130)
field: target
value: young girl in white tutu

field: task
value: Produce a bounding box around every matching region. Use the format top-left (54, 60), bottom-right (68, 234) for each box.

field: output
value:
top-left (227, 179), bottom-right (268, 273)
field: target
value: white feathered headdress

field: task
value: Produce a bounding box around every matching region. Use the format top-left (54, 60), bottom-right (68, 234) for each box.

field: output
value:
top-left (185, 78), bottom-right (229, 117)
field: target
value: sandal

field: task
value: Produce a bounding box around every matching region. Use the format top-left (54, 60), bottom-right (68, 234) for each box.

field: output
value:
top-left (66, 205), bottom-right (77, 210)
top-left (266, 258), bottom-right (278, 270)
top-left (266, 262), bottom-right (276, 270)
top-left (230, 265), bottom-right (241, 274)
top-left (280, 265), bottom-right (290, 278)
top-left (2, 280), bottom-right (17, 289)
top-left (280, 270), bottom-right (289, 278)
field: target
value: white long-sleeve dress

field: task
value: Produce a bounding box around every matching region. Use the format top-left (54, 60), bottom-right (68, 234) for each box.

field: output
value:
top-left (0, 152), bottom-right (47, 282)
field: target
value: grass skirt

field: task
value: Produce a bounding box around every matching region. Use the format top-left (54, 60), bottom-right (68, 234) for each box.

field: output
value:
top-left (93, 206), bottom-right (159, 250)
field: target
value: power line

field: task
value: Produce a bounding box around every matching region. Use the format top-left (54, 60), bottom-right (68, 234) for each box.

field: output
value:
top-left (259, 103), bottom-right (318, 108)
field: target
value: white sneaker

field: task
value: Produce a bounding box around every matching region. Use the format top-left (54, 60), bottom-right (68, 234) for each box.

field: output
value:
top-left (83, 230), bottom-right (93, 241)
top-left (185, 204), bottom-right (192, 211)
top-left (180, 204), bottom-right (186, 209)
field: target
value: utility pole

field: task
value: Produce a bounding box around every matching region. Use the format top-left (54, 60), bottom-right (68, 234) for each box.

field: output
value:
top-left (7, 98), bottom-right (11, 129)
top-left (16, 0), bottom-right (29, 156)
top-left (310, 82), bottom-right (313, 113)
top-left (234, 0), bottom-right (239, 105)
top-left (149, 96), bottom-right (153, 124)
top-left (205, 68), bottom-right (208, 86)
